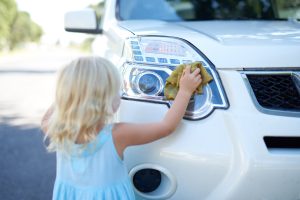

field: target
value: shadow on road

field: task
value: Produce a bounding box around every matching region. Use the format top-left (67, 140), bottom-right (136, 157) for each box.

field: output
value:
top-left (0, 122), bottom-right (55, 200)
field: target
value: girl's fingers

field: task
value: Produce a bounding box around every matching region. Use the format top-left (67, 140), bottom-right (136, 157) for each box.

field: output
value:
top-left (195, 75), bottom-right (202, 85)
top-left (195, 74), bottom-right (201, 81)
top-left (184, 65), bottom-right (191, 74)
top-left (192, 68), bottom-right (200, 76)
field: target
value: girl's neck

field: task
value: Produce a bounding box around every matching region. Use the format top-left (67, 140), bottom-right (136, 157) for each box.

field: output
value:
top-left (75, 121), bottom-right (105, 144)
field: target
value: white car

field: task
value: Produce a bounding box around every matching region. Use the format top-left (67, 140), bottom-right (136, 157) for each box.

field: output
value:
top-left (64, 0), bottom-right (300, 199)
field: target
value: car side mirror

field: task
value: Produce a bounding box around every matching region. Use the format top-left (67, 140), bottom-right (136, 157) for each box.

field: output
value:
top-left (64, 8), bottom-right (102, 34)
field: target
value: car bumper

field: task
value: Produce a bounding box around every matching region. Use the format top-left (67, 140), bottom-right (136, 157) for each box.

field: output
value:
top-left (118, 70), bottom-right (300, 200)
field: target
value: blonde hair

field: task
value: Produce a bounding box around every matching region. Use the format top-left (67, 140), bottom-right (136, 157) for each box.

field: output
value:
top-left (46, 56), bottom-right (121, 153)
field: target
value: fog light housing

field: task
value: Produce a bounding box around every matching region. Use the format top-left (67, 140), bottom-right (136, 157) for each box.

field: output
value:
top-left (129, 164), bottom-right (177, 199)
top-left (133, 169), bottom-right (162, 193)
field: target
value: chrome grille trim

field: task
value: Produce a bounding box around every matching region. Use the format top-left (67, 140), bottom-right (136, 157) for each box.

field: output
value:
top-left (241, 70), bottom-right (300, 117)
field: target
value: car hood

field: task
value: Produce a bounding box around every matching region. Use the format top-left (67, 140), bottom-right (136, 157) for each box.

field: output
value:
top-left (119, 20), bottom-right (300, 69)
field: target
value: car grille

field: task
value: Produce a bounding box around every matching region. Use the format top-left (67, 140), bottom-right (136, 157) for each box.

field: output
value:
top-left (246, 73), bottom-right (300, 111)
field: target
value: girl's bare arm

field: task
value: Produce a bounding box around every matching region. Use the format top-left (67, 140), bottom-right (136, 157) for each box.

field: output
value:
top-left (113, 65), bottom-right (202, 156)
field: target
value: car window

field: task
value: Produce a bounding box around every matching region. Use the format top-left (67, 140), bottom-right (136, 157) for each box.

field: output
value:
top-left (117, 0), bottom-right (300, 21)
top-left (118, 0), bottom-right (181, 21)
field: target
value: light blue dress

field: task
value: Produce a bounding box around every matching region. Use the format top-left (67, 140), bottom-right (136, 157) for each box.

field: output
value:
top-left (52, 124), bottom-right (135, 200)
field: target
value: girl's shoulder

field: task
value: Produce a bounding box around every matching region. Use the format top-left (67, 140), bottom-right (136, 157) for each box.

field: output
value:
top-left (111, 122), bottom-right (122, 132)
top-left (111, 122), bottom-right (134, 144)
top-left (111, 122), bottom-right (130, 136)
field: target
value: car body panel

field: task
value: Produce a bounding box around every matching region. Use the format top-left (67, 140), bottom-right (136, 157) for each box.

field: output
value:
top-left (64, 0), bottom-right (300, 199)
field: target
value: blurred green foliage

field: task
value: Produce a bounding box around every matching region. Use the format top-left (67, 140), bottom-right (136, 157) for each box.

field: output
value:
top-left (0, 0), bottom-right (43, 51)
top-left (277, 0), bottom-right (300, 8)
top-left (89, 1), bottom-right (105, 22)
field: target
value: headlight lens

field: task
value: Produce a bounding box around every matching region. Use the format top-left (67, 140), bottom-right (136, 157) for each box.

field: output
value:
top-left (136, 71), bottom-right (163, 95)
top-left (121, 36), bottom-right (228, 120)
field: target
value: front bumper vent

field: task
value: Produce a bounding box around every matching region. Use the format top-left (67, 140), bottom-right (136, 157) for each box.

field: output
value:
top-left (264, 136), bottom-right (300, 149)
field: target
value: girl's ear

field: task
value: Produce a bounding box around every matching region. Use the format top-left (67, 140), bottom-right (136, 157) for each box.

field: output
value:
top-left (112, 95), bottom-right (121, 113)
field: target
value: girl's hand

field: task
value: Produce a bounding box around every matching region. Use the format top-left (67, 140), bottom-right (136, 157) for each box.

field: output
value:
top-left (179, 64), bottom-right (202, 95)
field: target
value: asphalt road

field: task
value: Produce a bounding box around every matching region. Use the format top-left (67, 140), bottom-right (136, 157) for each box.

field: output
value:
top-left (0, 124), bottom-right (55, 200)
top-left (0, 47), bottom-right (88, 200)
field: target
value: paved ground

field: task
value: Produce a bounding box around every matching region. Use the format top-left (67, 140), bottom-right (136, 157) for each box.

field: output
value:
top-left (0, 124), bottom-right (55, 200)
top-left (0, 47), bottom-right (88, 200)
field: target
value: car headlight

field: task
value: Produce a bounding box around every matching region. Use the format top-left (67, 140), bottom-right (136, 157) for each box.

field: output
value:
top-left (121, 36), bottom-right (228, 120)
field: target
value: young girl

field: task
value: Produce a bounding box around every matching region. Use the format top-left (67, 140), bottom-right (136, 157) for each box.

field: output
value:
top-left (41, 56), bottom-right (202, 200)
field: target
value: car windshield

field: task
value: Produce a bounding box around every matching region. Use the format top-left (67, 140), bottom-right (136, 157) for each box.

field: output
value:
top-left (118, 0), bottom-right (300, 21)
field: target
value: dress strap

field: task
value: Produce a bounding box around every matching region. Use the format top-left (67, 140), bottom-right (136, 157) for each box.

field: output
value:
top-left (97, 124), bottom-right (112, 145)
top-left (71, 124), bottom-right (113, 157)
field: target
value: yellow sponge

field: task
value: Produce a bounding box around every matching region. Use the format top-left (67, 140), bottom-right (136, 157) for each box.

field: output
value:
top-left (164, 62), bottom-right (213, 100)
